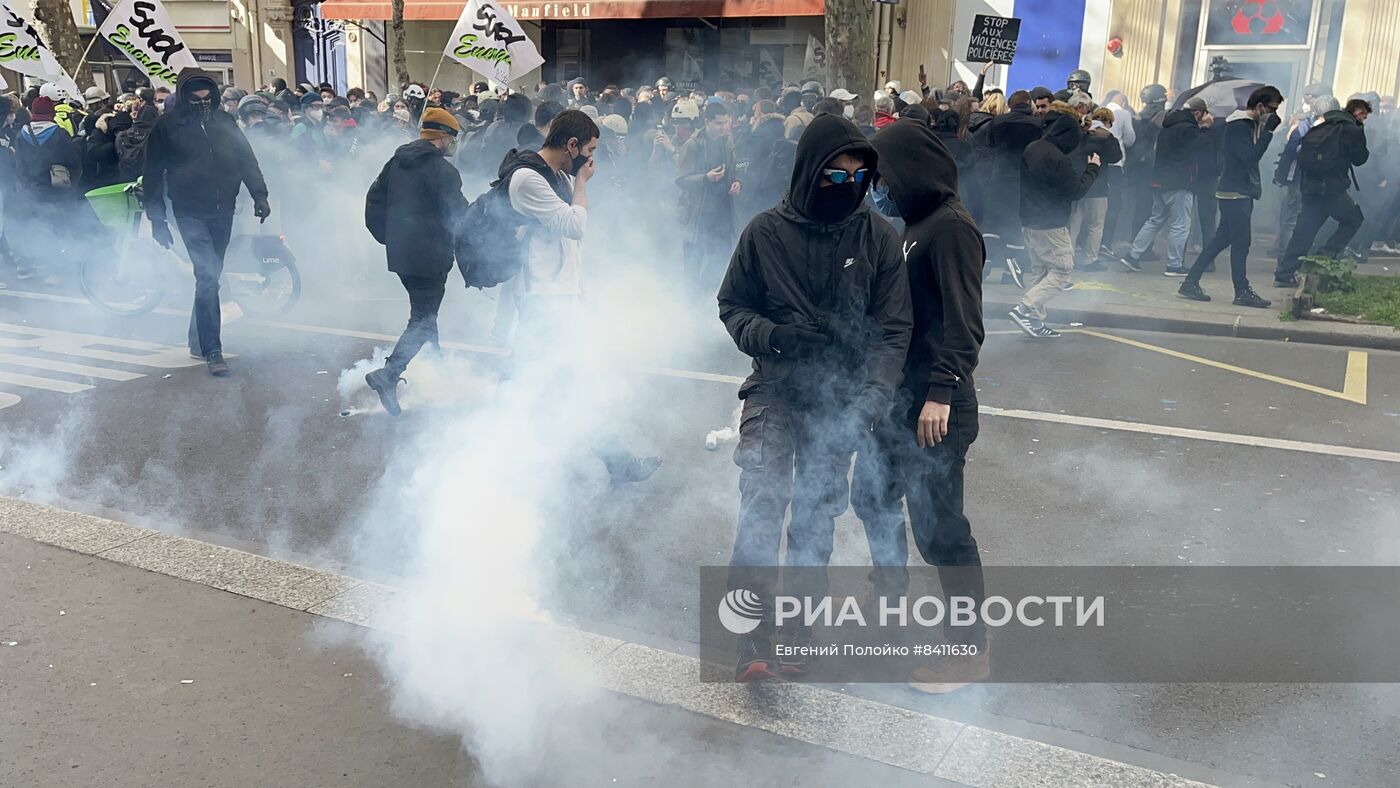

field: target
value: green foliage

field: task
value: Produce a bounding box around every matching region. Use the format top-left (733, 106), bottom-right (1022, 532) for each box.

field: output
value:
top-left (1313, 275), bottom-right (1400, 329)
top-left (1300, 255), bottom-right (1356, 293)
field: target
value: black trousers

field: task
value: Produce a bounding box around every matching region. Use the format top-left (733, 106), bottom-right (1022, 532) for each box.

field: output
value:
top-left (1187, 198), bottom-right (1253, 292)
top-left (851, 391), bottom-right (985, 647)
top-left (179, 214), bottom-right (235, 358)
top-left (728, 391), bottom-right (858, 605)
top-left (1276, 190), bottom-right (1365, 280)
top-left (1194, 186), bottom-right (1218, 249)
top-left (385, 272), bottom-right (447, 377)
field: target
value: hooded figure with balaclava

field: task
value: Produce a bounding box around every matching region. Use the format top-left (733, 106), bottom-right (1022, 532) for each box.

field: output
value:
top-left (717, 113), bottom-right (913, 683)
top-left (855, 117), bottom-right (989, 694)
top-left (1008, 109), bottom-right (1100, 338)
top-left (143, 68), bottom-right (271, 377)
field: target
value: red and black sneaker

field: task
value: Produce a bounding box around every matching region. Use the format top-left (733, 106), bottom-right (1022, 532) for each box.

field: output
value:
top-left (735, 631), bottom-right (779, 682)
top-left (777, 626), bottom-right (815, 678)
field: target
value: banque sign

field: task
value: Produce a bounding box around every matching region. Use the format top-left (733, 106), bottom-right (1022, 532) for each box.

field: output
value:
top-left (98, 0), bottom-right (197, 89)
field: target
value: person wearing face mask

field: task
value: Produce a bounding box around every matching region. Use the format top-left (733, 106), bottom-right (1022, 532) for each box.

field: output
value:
top-left (676, 101), bottom-right (742, 299)
top-left (829, 88), bottom-right (859, 120)
top-left (362, 107), bottom-right (469, 414)
top-left (496, 109), bottom-right (663, 483)
top-left (717, 114), bottom-right (913, 682)
top-left (292, 93), bottom-right (328, 155)
top-left (143, 68), bottom-right (271, 377)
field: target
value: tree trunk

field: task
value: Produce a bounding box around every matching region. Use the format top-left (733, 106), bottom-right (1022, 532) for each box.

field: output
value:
top-left (32, 0), bottom-right (93, 90)
top-left (824, 0), bottom-right (876, 103)
top-left (391, 0), bottom-right (410, 88)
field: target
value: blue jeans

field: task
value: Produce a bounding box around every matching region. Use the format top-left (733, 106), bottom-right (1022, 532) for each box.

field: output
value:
top-left (180, 215), bottom-right (234, 358)
top-left (1130, 189), bottom-right (1196, 269)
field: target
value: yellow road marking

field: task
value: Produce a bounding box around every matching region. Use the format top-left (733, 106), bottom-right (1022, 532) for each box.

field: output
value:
top-left (1070, 328), bottom-right (1369, 405)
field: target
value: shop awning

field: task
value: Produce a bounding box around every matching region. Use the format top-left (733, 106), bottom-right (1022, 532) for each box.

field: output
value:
top-left (320, 0), bottom-right (824, 22)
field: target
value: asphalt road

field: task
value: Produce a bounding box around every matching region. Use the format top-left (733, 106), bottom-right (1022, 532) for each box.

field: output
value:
top-left (3, 278), bottom-right (1399, 787)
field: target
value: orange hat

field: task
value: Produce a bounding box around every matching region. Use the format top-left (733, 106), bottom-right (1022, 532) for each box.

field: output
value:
top-left (419, 107), bottom-right (460, 141)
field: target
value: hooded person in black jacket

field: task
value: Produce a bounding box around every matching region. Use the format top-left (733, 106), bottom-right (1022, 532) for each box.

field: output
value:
top-left (362, 108), bottom-right (470, 416)
top-left (855, 118), bottom-right (989, 693)
top-left (1179, 87), bottom-right (1283, 307)
top-left (717, 114), bottom-right (913, 682)
top-left (144, 68), bottom-right (271, 376)
top-left (1009, 110), bottom-right (1100, 338)
top-left (1124, 99), bottom-right (1213, 274)
top-left (976, 90), bottom-right (1043, 286)
top-left (1275, 98), bottom-right (1373, 285)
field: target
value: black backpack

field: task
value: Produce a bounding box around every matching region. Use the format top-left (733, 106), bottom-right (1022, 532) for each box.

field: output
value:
top-left (1297, 120), bottom-right (1346, 180)
top-left (455, 149), bottom-right (569, 289)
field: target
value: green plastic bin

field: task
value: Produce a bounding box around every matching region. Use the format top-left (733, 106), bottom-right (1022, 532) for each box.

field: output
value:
top-left (85, 182), bottom-right (140, 231)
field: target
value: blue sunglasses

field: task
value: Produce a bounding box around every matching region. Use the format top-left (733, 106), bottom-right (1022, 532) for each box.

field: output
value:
top-left (822, 167), bottom-right (870, 185)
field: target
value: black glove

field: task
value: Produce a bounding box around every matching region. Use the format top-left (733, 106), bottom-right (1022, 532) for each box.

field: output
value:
top-left (1264, 112), bottom-right (1282, 133)
top-left (151, 220), bottom-right (173, 249)
top-left (253, 196), bottom-right (272, 222)
top-left (770, 323), bottom-right (830, 357)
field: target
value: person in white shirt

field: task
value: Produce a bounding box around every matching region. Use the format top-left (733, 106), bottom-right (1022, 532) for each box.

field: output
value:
top-left (505, 109), bottom-right (661, 484)
top-left (1100, 90), bottom-right (1138, 256)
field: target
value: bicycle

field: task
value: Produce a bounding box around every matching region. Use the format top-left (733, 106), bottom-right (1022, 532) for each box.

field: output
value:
top-left (80, 181), bottom-right (302, 318)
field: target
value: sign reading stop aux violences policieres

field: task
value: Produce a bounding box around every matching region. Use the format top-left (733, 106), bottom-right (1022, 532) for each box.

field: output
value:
top-left (966, 14), bottom-right (1021, 65)
top-left (445, 0), bottom-right (545, 85)
top-left (97, 0), bottom-right (198, 91)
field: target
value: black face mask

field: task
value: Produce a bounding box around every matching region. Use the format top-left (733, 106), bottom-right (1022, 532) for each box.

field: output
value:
top-left (571, 152), bottom-right (590, 175)
top-left (809, 182), bottom-right (862, 224)
top-left (190, 97), bottom-right (214, 121)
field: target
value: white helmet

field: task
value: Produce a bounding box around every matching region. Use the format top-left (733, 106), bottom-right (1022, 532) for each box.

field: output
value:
top-left (670, 98), bottom-right (700, 121)
top-left (39, 82), bottom-right (70, 103)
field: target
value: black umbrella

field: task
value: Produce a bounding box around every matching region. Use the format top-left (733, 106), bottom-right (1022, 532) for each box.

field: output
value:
top-left (1172, 78), bottom-right (1265, 116)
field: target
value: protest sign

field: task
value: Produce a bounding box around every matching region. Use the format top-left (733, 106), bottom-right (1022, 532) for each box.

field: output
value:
top-left (966, 14), bottom-right (1021, 65)
top-left (0, 1), bottom-right (65, 81)
top-left (445, 0), bottom-right (544, 85)
top-left (97, 0), bottom-right (198, 90)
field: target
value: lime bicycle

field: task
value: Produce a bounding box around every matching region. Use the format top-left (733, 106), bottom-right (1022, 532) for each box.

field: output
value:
top-left (80, 181), bottom-right (301, 318)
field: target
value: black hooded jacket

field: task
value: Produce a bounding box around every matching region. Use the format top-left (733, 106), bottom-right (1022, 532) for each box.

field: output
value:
top-left (718, 114), bottom-right (913, 415)
top-left (365, 138), bottom-right (471, 278)
top-left (1151, 110), bottom-right (1209, 191)
top-left (1020, 112), bottom-right (1098, 229)
top-left (978, 103), bottom-right (1043, 190)
top-left (143, 69), bottom-right (268, 222)
top-left (870, 119), bottom-right (984, 406)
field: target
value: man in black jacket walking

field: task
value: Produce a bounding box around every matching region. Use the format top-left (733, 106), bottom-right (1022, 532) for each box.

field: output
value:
top-left (144, 68), bottom-right (271, 377)
top-left (1178, 87), bottom-right (1283, 307)
top-left (976, 90), bottom-right (1043, 287)
top-left (718, 114), bottom-right (912, 682)
top-left (362, 108), bottom-right (470, 416)
top-left (856, 118), bottom-right (988, 693)
top-left (1009, 109), bottom-right (1100, 338)
top-left (1274, 98), bottom-right (1373, 286)
top-left (1123, 98), bottom-right (1213, 275)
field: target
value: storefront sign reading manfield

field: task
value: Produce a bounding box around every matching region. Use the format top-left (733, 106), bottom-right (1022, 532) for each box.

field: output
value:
top-left (446, 0), bottom-right (545, 83)
top-left (966, 14), bottom-right (1021, 65)
top-left (97, 0), bottom-right (198, 90)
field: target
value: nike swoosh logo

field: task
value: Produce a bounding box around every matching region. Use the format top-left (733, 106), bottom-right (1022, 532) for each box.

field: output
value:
top-left (844, 258), bottom-right (857, 269)
top-left (903, 241), bottom-right (918, 261)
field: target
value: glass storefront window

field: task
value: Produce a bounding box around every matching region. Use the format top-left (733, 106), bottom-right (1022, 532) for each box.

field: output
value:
top-left (1204, 0), bottom-right (1314, 46)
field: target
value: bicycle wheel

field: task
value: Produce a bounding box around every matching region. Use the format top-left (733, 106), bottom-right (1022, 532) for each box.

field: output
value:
top-left (223, 235), bottom-right (301, 317)
top-left (78, 236), bottom-right (168, 317)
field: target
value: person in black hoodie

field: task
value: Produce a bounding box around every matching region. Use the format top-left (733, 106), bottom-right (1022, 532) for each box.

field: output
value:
top-left (1009, 110), bottom-right (1100, 338)
top-left (144, 68), bottom-right (270, 377)
top-left (855, 117), bottom-right (988, 693)
top-left (1179, 87), bottom-right (1283, 307)
top-left (1275, 98), bottom-right (1373, 286)
top-left (81, 109), bottom-right (133, 190)
top-left (362, 108), bottom-right (469, 415)
top-left (976, 90), bottom-right (1043, 287)
top-left (718, 114), bottom-right (913, 682)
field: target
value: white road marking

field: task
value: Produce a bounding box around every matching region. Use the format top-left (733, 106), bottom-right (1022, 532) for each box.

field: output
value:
top-left (0, 352), bottom-right (144, 381)
top-left (984, 406), bottom-right (1400, 465)
top-left (3, 291), bottom-right (1394, 465)
top-left (0, 370), bottom-right (93, 394)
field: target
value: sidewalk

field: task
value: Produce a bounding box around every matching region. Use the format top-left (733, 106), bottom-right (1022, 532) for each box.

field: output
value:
top-left (0, 530), bottom-right (947, 788)
top-left (984, 253), bottom-right (1400, 350)
top-left (0, 498), bottom-right (1238, 788)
